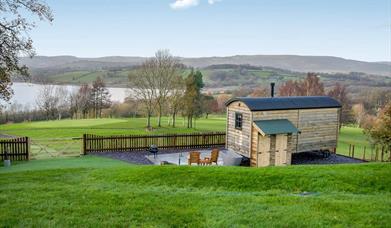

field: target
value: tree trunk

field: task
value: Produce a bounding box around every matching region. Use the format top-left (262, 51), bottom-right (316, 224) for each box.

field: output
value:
top-left (146, 111), bottom-right (151, 129)
top-left (157, 104), bottom-right (162, 127)
top-left (188, 115), bottom-right (193, 128)
top-left (172, 112), bottom-right (176, 128)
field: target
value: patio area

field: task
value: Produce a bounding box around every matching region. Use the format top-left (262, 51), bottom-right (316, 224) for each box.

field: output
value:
top-left (90, 148), bottom-right (364, 166)
top-left (146, 149), bottom-right (242, 166)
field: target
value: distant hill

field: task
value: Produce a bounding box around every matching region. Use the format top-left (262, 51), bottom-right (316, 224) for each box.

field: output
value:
top-left (21, 55), bottom-right (391, 76)
top-left (180, 55), bottom-right (391, 76)
top-left (377, 61), bottom-right (391, 66)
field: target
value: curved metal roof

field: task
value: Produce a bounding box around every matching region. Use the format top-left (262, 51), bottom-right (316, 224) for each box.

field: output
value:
top-left (253, 119), bottom-right (300, 135)
top-left (225, 96), bottom-right (341, 111)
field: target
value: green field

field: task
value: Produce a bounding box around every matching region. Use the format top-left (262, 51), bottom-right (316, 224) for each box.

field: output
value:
top-left (0, 117), bottom-right (226, 159)
top-left (0, 119), bottom-right (388, 227)
top-left (0, 157), bottom-right (390, 227)
top-left (337, 126), bottom-right (373, 159)
top-left (0, 117), bottom-right (372, 159)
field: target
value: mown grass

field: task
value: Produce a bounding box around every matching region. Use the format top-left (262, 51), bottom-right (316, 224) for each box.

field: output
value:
top-left (0, 116), bottom-right (226, 159)
top-left (0, 116), bottom-right (226, 139)
top-left (337, 126), bottom-right (374, 159)
top-left (0, 117), bottom-right (372, 159)
top-left (0, 157), bottom-right (390, 227)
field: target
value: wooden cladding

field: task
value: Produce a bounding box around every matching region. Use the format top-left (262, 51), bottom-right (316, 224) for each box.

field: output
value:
top-left (82, 132), bottom-right (226, 154)
top-left (0, 137), bottom-right (30, 161)
top-left (226, 101), bottom-right (252, 157)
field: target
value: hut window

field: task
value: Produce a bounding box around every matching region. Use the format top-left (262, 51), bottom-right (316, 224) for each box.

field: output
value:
top-left (235, 112), bottom-right (243, 130)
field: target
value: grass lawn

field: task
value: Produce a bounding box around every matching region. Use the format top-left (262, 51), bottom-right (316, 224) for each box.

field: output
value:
top-left (0, 116), bottom-right (226, 138)
top-left (0, 116), bottom-right (226, 159)
top-left (337, 126), bottom-right (375, 159)
top-left (1, 117), bottom-right (373, 159)
top-left (0, 157), bottom-right (390, 227)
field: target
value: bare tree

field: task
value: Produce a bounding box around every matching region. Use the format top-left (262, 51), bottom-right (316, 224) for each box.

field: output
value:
top-left (352, 103), bottom-right (366, 127)
top-left (36, 84), bottom-right (59, 120)
top-left (249, 87), bottom-right (268, 97)
top-left (302, 73), bottom-right (324, 96)
top-left (167, 76), bottom-right (185, 127)
top-left (54, 87), bottom-right (69, 120)
top-left (69, 84), bottom-right (93, 119)
top-left (78, 84), bottom-right (92, 118)
top-left (216, 94), bottom-right (231, 113)
top-left (279, 73), bottom-right (325, 96)
top-left (129, 60), bottom-right (157, 130)
top-left (129, 50), bottom-right (181, 129)
top-left (69, 88), bottom-right (80, 119)
top-left (328, 82), bottom-right (353, 125)
top-left (279, 80), bottom-right (302, 96)
top-left (0, 0), bottom-right (53, 103)
top-left (154, 50), bottom-right (181, 127)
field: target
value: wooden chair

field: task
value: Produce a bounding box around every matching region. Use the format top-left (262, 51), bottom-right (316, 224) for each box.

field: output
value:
top-left (203, 149), bottom-right (219, 165)
top-left (188, 151), bottom-right (201, 165)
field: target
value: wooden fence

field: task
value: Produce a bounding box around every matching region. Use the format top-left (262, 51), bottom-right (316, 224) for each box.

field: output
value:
top-left (0, 137), bottom-right (30, 161)
top-left (82, 132), bottom-right (226, 154)
top-left (345, 144), bottom-right (390, 162)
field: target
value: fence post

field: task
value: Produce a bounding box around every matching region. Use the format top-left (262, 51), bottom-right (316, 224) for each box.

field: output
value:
top-left (362, 146), bottom-right (366, 161)
top-left (78, 132), bottom-right (226, 153)
top-left (348, 144), bottom-right (351, 157)
top-left (352, 145), bottom-right (355, 158)
top-left (82, 134), bottom-right (87, 155)
top-left (27, 137), bottom-right (30, 160)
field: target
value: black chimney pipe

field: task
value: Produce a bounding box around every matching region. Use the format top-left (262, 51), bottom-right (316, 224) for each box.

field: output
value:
top-left (270, 82), bottom-right (275, 98)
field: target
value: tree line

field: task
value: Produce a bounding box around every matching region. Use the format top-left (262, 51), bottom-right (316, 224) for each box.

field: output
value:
top-left (128, 50), bottom-right (218, 130)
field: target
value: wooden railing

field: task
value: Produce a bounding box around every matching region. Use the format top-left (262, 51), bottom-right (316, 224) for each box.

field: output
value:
top-left (344, 144), bottom-right (390, 162)
top-left (82, 132), bottom-right (226, 154)
top-left (0, 137), bottom-right (30, 161)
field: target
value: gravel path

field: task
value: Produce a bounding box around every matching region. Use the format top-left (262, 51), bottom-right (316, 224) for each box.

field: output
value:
top-left (292, 151), bottom-right (364, 165)
top-left (91, 149), bottom-right (364, 165)
top-left (90, 147), bottom-right (226, 165)
top-left (0, 134), bottom-right (16, 139)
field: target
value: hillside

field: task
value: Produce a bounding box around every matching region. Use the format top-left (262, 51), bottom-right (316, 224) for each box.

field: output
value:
top-left (21, 55), bottom-right (391, 76)
top-left (1, 158), bottom-right (390, 227)
top-left (19, 64), bottom-right (391, 93)
top-left (182, 55), bottom-right (391, 76)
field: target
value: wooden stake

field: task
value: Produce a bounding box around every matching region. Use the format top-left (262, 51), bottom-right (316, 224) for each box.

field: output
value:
top-left (363, 146), bottom-right (366, 161)
top-left (352, 145), bottom-right (355, 158)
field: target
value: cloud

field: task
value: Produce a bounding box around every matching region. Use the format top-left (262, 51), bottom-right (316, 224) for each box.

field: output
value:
top-left (170, 0), bottom-right (222, 10)
top-left (170, 0), bottom-right (199, 10)
top-left (208, 0), bottom-right (222, 4)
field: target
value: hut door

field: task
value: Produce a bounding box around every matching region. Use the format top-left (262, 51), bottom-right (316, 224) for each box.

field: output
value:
top-left (275, 134), bottom-right (288, 165)
top-left (257, 135), bottom-right (271, 167)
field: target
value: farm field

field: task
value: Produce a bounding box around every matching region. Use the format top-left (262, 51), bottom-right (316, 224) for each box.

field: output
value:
top-left (337, 126), bottom-right (373, 160)
top-left (0, 117), bottom-right (371, 159)
top-left (0, 157), bottom-right (390, 227)
top-left (0, 117), bottom-right (226, 159)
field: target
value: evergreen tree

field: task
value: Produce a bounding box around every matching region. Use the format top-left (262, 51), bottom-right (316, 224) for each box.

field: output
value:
top-left (90, 77), bottom-right (111, 118)
top-left (183, 70), bottom-right (204, 128)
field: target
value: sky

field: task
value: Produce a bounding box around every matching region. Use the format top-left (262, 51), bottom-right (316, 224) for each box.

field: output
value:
top-left (28, 0), bottom-right (391, 62)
